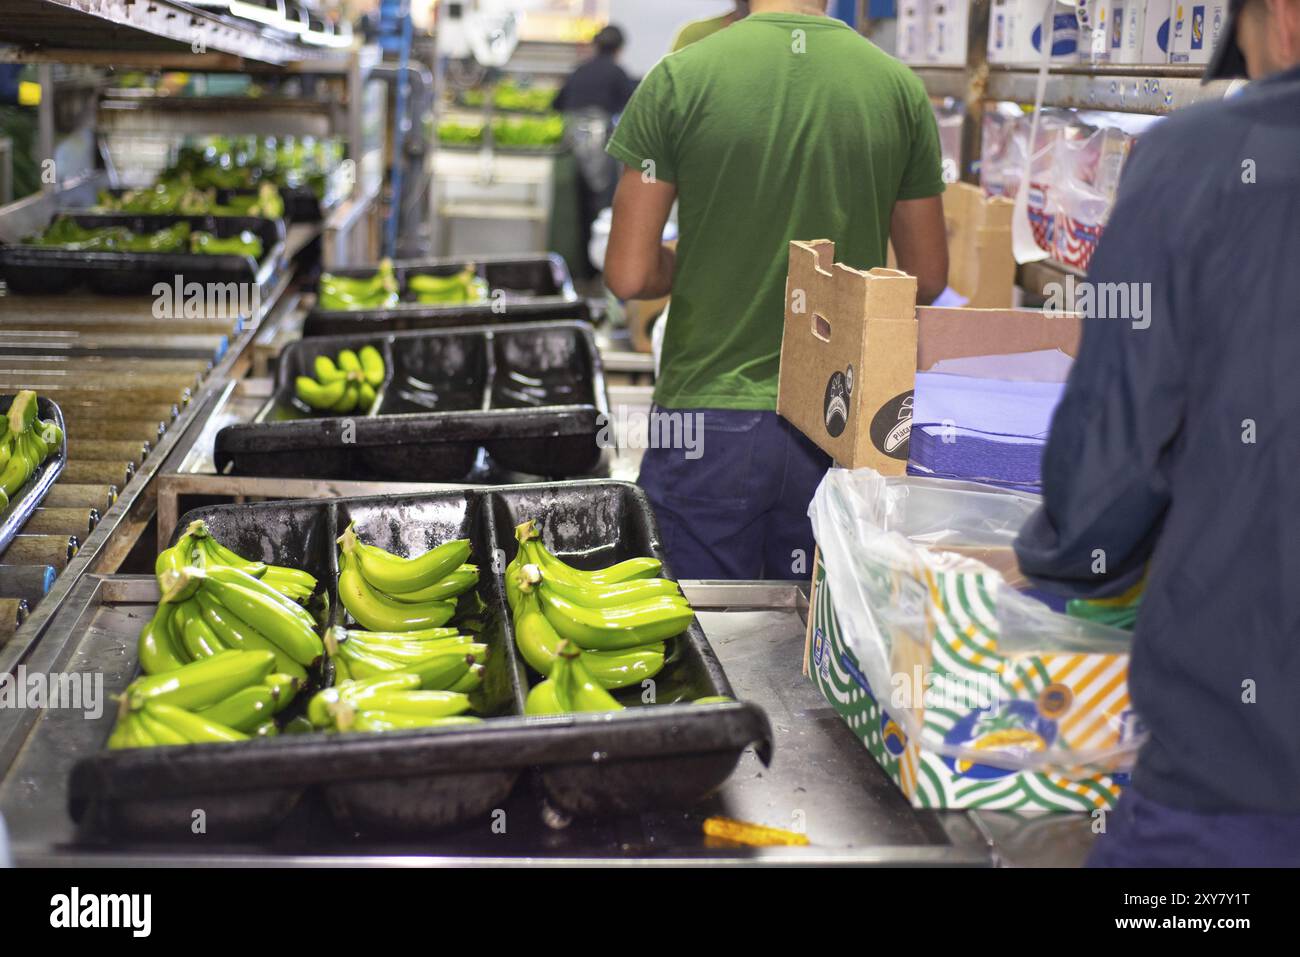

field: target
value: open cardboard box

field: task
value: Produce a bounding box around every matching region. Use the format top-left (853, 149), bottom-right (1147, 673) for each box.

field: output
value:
top-left (776, 238), bottom-right (1079, 473)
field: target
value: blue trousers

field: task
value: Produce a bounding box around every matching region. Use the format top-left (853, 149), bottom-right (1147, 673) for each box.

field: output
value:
top-left (1088, 787), bottom-right (1300, 867)
top-left (637, 408), bottom-right (831, 580)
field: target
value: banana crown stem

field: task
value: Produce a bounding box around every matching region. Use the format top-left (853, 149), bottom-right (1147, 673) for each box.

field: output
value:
top-left (159, 566), bottom-right (201, 603)
top-left (185, 519), bottom-right (211, 539)
top-left (336, 523), bottom-right (359, 553)
top-left (514, 520), bottom-right (539, 544)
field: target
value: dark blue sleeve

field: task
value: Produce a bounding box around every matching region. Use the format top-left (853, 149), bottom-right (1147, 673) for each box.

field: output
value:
top-left (1014, 141), bottom-right (1189, 597)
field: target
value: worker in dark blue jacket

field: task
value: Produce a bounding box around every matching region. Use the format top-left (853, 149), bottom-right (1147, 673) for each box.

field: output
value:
top-left (1014, 0), bottom-right (1300, 867)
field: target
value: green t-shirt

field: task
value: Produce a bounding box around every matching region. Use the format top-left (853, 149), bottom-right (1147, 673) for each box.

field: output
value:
top-left (607, 13), bottom-right (944, 411)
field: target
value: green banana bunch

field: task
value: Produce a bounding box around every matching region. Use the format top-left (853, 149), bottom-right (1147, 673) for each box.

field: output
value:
top-left (525, 641), bottom-right (624, 715)
top-left (514, 519), bottom-right (662, 584)
top-left (109, 700), bottom-right (248, 749)
top-left (335, 524), bottom-right (473, 633)
top-left (293, 345), bottom-right (385, 414)
top-left (318, 259), bottom-right (399, 311)
top-left (324, 625), bottom-right (484, 688)
top-left (184, 519), bottom-right (319, 605)
top-left (0, 390), bottom-right (59, 500)
top-left (307, 672), bottom-right (475, 731)
top-left (407, 264), bottom-right (487, 305)
top-left (124, 650), bottom-right (276, 712)
top-left (511, 580), bottom-right (664, 690)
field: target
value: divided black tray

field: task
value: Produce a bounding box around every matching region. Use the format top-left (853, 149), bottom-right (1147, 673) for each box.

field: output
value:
top-left (0, 395), bottom-right (67, 557)
top-left (0, 212), bottom-right (286, 297)
top-left (67, 481), bottom-right (771, 840)
top-left (303, 253), bottom-right (586, 336)
top-left (214, 320), bottom-right (609, 482)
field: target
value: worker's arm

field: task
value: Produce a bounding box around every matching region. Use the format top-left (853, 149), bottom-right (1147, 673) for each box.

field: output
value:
top-left (604, 167), bottom-right (677, 300)
top-left (890, 195), bottom-right (948, 305)
top-left (1014, 145), bottom-right (1186, 597)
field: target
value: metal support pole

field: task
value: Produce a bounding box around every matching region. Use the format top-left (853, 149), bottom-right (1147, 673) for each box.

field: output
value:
top-left (37, 63), bottom-right (55, 192)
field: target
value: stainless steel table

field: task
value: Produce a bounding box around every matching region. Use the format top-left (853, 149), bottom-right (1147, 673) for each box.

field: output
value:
top-left (0, 581), bottom-right (1095, 866)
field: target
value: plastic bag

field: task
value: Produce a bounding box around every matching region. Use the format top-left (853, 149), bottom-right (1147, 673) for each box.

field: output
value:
top-left (809, 468), bottom-right (1143, 776)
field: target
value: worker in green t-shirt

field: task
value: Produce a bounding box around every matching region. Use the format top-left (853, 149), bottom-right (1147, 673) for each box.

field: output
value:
top-left (670, 2), bottom-right (749, 51)
top-left (604, 0), bottom-right (947, 580)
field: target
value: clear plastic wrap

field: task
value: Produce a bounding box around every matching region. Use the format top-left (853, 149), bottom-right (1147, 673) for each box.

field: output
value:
top-left (809, 468), bottom-right (1142, 779)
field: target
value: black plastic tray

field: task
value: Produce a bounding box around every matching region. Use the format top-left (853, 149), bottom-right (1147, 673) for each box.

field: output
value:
top-left (0, 212), bottom-right (286, 297)
top-left (213, 320), bottom-right (609, 481)
top-left (67, 482), bottom-right (770, 840)
top-left (0, 396), bottom-right (67, 558)
top-left (303, 253), bottom-right (586, 336)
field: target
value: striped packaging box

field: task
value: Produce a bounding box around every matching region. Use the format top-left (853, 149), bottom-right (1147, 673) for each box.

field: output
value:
top-left (806, 552), bottom-right (1135, 811)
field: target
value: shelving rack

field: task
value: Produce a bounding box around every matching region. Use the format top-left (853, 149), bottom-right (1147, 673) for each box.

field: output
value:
top-left (877, 1), bottom-right (1233, 297)
top-left (0, 4), bottom-right (388, 664)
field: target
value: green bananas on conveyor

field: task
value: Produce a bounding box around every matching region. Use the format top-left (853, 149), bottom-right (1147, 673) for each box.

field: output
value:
top-left (335, 523), bottom-right (476, 633)
top-left (323, 624), bottom-right (485, 684)
top-left (318, 258), bottom-right (399, 311)
top-left (0, 390), bottom-right (62, 506)
top-left (294, 344), bottom-right (385, 414)
top-left (407, 264), bottom-right (489, 305)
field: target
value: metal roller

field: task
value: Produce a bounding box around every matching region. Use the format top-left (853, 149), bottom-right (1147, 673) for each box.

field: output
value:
top-left (2, 535), bottom-right (78, 570)
top-left (43, 484), bottom-right (118, 510)
top-left (64, 440), bottom-right (150, 465)
top-left (0, 565), bottom-right (56, 608)
top-left (0, 597), bottom-right (30, 642)
top-left (24, 507), bottom-right (101, 537)
top-left (61, 460), bottom-right (134, 487)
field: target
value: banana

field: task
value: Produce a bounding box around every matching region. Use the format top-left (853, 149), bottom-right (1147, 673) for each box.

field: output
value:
top-left (525, 679), bottom-right (562, 715)
top-left (358, 346), bottom-right (385, 387)
top-left (357, 381), bottom-right (377, 413)
top-left (7, 390), bottom-right (37, 434)
top-left (308, 673), bottom-right (420, 727)
top-left (204, 563), bottom-right (318, 630)
top-left (552, 641), bottom-right (625, 712)
top-left (584, 644), bottom-right (666, 690)
top-left (175, 599), bottom-right (225, 659)
top-left (340, 626), bottom-right (462, 643)
top-left (518, 560), bottom-right (683, 608)
top-left (144, 700), bottom-right (248, 744)
top-left (194, 589), bottom-right (308, 680)
top-left (128, 715), bottom-right (158, 747)
top-left (38, 419), bottom-right (64, 449)
top-left (386, 564), bottom-right (479, 603)
top-left (195, 536), bottom-right (266, 579)
top-left (126, 649), bottom-right (276, 712)
top-left (347, 712), bottom-right (481, 733)
top-left (331, 655), bottom-right (351, 682)
top-left (337, 349), bottom-right (362, 374)
top-left (337, 550), bottom-right (456, 632)
top-left (0, 439), bottom-right (32, 497)
top-left (261, 565), bottom-right (318, 591)
top-left (199, 572), bottom-right (324, 667)
top-left (138, 603), bottom-right (187, 675)
top-left (0, 440), bottom-right (10, 474)
top-left (22, 426), bottom-right (47, 462)
top-left (314, 354), bottom-right (346, 383)
top-left (330, 382), bottom-right (360, 414)
top-left (263, 673), bottom-right (302, 713)
top-left (406, 652), bottom-right (477, 690)
top-left (515, 521), bottom-right (662, 584)
top-left (283, 716), bottom-right (315, 735)
top-left (295, 374), bottom-right (348, 410)
top-left (339, 524), bottom-right (472, 594)
top-left (512, 586), bottom-right (562, 675)
top-left (253, 721), bottom-right (279, 737)
top-left (154, 534), bottom-right (203, 603)
top-left (536, 587), bottom-right (694, 651)
top-left (345, 689), bottom-right (470, 719)
top-left (197, 685), bottom-right (276, 732)
top-left (137, 709), bottom-right (190, 746)
top-left (445, 663), bottom-right (484, 694)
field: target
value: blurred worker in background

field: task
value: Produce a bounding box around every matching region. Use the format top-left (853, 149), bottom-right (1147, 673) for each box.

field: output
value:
top-left (671, 2), bottom-right (750, 51)
top-left (554, 25), bottom-right (638, 278)
top-left (1015, 0), bottom-right (1300, 867)
top-left (604, 0), bottom-right (948, 580)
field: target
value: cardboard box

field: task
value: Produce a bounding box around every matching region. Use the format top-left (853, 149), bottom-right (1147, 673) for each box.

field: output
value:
top-left (1141, 0), bottom-right (1173, 63)
top-left (1002, 1), bottom-right (1081, 64)
top-left (804, 549), bottom-right (1133, 811)
top-left (896, 0), bottom-right (929, 64)
top-left (925, 0), bottom-right (969, 66)
top-left (1116, 0), bottom-right (1147, 63)
top-left (1170, 1), bottom-right (1227, 63)
top-left (1079, 0), bottom-right (1123, 62)
top-left (944, 182), bottom-right (1016, 308)
top-left (776, 240), bottom-right (1080, 472)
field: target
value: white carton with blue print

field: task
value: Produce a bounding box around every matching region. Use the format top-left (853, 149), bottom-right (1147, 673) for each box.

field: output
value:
top-left (804, 468), bottom-right (1141, 811)
top-left (1169, 1), bottom-right (1228, 63)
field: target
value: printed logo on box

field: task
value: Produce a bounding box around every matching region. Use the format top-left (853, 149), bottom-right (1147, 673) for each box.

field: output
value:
top-left (812, 627), bottom-right (826, 669)
top-left (822, 369), bottom-right (851, 438)
top-left (1191, 5), bottom-right (1205, 48)
top-left (942, 700), bottom-right (1059, 780)
top-left (868, 391), bottom-right (912, 460)
top-left (881, 712), bottom-right (908, 756)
